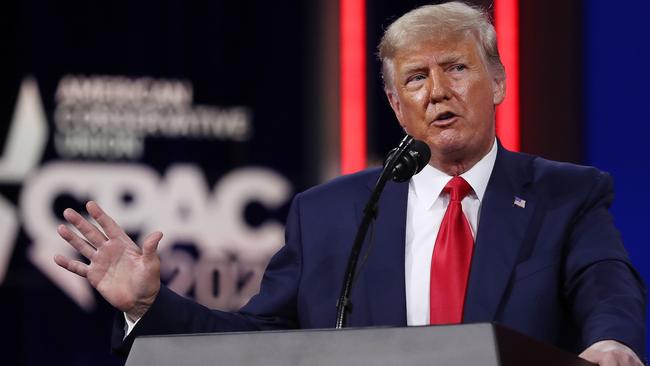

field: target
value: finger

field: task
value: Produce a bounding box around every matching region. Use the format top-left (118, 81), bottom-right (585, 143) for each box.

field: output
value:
top-left (86, 201), bottom-right (126, 239)
top-left (54, 254), bottom-right (89, 277)
top-left (57, 224), bottom-right (96, 260)
top-left (142, 231), bottom-right (163, 257)
top-left (63, 208), bottom-right (108, 247)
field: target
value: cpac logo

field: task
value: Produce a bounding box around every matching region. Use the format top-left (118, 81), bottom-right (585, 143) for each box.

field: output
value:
top-left (0, 77), bottom-right (49, 284)
top-left (0, 78), bottom-right (292, 312)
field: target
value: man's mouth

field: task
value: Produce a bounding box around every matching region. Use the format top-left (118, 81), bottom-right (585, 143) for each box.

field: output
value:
top-left (431, 111), bottom-right (458, 126)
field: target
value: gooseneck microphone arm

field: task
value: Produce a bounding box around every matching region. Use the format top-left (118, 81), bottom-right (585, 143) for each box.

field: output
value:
top-left (335, 135), bottom-right (430, 328)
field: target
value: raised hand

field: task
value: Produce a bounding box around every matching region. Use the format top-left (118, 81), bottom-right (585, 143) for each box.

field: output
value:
top-left (54, 201), bottom-right (163, 320)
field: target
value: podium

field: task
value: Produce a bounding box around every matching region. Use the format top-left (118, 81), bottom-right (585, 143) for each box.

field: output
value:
top-left (125, 323), bottom-right (593, 366)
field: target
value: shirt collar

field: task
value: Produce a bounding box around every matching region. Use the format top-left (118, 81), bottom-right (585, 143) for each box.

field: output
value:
top-left (410, 138), bottom-right (497, 209)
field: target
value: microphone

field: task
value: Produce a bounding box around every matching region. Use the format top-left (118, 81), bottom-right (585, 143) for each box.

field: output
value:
top-left (335, 135), bottom-right (430, 329)
top-left (384, 137), bottom-right (431, 182)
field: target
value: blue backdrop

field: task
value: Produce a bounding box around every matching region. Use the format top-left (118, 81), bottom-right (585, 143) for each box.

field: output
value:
top-left (585, 0), bottom-right (650, 354)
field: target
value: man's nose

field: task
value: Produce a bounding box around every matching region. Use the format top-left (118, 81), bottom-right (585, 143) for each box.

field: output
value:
top-left (428, 70), bottom-right (452, 103)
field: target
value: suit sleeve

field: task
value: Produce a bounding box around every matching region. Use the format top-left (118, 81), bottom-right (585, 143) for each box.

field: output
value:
top-left (562, 171), bottom-right (647, 362)
top-left (111, 193), bottom-right (304, 357)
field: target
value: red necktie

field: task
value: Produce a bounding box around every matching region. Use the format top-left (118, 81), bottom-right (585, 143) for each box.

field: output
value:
top-left (429, 176), bottom-right (474, 325)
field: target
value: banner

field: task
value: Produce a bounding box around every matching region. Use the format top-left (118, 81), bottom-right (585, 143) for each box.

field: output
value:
top-left (0, 1), bottom-right (310, 364)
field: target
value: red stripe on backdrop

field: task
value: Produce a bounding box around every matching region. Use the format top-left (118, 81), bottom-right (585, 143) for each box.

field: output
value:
top-left (340, 0), bottom-right (367, 174)
top-left (494, 0), bottom-right (520, 151)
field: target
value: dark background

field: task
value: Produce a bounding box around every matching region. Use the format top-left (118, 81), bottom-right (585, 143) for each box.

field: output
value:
top-left (0, 0), bottom-right (647, 365)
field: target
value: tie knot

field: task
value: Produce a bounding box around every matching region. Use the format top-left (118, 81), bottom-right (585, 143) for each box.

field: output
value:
top-left (444, 176), bottom-right (473, 202)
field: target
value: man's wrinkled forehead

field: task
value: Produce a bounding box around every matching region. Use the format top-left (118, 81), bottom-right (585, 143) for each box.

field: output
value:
top-left (390, 28), bottom-right (476, 60)
top-left (386, 24), bottom-right (473, 55)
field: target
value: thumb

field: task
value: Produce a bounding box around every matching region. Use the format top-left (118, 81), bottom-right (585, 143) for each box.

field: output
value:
top-left (142, 231), bottom-right (163, 256)
top-left (578, 349), bottom-right (600, 364)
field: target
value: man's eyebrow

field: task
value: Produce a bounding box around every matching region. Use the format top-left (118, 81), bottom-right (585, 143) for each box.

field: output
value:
top-left (400, 63), bottom-right (429, 74)
top-left (398, 54), bottom-right (467, 74)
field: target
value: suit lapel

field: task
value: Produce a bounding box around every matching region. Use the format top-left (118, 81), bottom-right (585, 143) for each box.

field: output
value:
top-left (353, 175), bottom-right (409, 326)
top-left (463, 147), bottom-right (538, 322)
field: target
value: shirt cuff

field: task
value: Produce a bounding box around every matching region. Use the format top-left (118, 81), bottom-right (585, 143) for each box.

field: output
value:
top-left (123, 312), bottom-right (142, 339)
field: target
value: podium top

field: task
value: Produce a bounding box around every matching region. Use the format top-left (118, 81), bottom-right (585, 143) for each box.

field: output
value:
top-left (126, 323), bottom-right (594, 366)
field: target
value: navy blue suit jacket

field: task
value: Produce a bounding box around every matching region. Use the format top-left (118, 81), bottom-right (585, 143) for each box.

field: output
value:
top-left (114, 146), bottom-right (647, 361)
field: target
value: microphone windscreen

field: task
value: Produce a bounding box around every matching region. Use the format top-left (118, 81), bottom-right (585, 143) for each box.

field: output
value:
top-left (385, 138), bottom-right (431, 182)
top-left (410, 139), bottom-right (431, 175)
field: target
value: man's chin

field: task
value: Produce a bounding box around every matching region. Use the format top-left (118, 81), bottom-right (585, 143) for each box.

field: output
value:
top-left (426, 137), bottom-right (467, 158)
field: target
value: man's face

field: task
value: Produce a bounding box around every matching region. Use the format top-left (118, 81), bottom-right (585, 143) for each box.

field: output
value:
top-left (385, 33), bottom-right (505, 169)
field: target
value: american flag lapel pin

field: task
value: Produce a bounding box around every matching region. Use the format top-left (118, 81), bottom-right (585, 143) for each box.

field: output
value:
top-left (513, 196), bottom-right (526, 208)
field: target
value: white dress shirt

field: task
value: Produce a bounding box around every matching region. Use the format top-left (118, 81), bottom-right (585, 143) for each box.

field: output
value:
top-left (405, 139), bottom-right (497, 326)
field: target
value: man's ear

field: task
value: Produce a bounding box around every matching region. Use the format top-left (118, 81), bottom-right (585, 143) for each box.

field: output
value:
top-left (386, 89), bottom-right (405, 128)
top-left (492, 76), bottom-right (506, 105)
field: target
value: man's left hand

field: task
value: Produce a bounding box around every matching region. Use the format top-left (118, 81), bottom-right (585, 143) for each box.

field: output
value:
top-left (579, 340), bottom-right (644, 366)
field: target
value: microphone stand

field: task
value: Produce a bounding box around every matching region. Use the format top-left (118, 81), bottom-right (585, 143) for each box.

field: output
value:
top-left (335, 136), bottom-right (414, 329)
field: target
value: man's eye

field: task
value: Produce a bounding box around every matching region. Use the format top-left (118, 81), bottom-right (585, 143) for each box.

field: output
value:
top-left (450, 64), bottom-right (467, 72)
top-left (407, 74), bottom-right (426, 83)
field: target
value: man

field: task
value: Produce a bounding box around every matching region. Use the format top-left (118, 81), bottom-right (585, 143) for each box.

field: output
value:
top-left (54, 2), bottom-right (646, 365)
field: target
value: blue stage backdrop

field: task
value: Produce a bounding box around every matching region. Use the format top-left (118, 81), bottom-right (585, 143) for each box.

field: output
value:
top-left (584, 0), bottom-right (650, 355)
